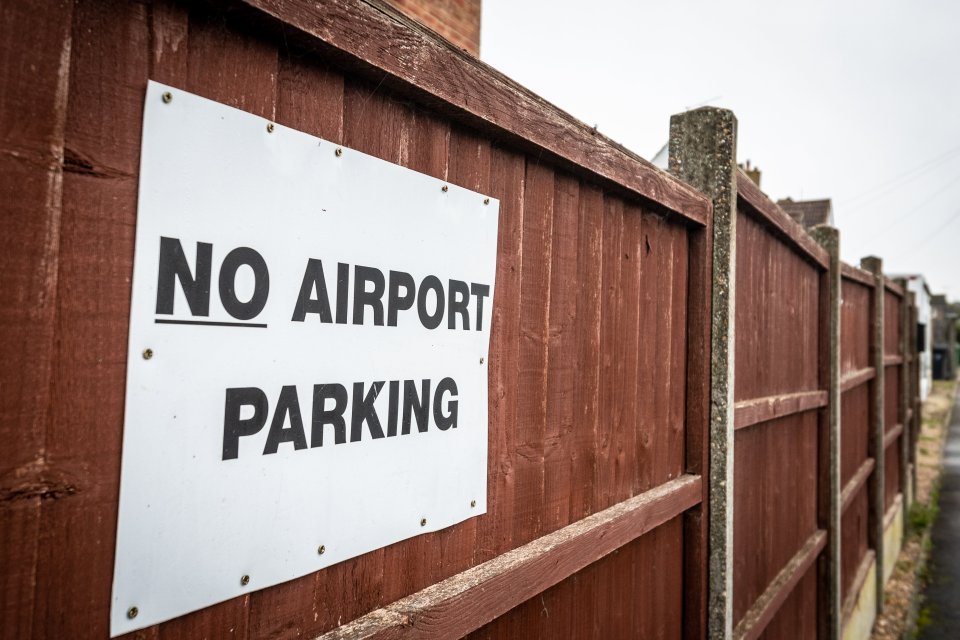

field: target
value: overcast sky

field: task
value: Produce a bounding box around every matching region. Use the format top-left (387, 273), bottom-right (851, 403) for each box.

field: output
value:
top-left (480, 0), bottom-right (960, 298)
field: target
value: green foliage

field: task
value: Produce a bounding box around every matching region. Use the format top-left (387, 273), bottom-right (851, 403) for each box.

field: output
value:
top-left (909, 483), bottom-right (941, 537)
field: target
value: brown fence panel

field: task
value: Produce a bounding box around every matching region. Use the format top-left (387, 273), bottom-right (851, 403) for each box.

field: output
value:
top-left (882, 284), bottom-right (905, 515)
top-left (731, 173), bottom-right (829, 639)
top-left (0, 0), bottom-right (714, 638)
top-left (838, 264), bottom-right (877, 621)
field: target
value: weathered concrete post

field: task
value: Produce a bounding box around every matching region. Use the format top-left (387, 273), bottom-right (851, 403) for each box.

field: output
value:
top-left (810, 225), bottom-right (842, 640)
top-left (669, 107), bottom-right (737, 640)
top-left (908, 290), bottom-right (919, 506)
top-left (861, 255), bottom-right (885, 614)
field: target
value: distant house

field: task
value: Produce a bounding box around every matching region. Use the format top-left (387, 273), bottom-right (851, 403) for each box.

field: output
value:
top-left (776, 198), bottom-right (835, 228)
top-left (889, 274), bottom-right (934, 400)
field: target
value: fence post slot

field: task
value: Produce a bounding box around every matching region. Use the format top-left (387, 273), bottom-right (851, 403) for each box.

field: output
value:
top-left (669, 107), bottom-right (737, 640)
top-left (811, 225), bottom-right (842, 640)
top-left (860, 255), bottom-right (885, 615)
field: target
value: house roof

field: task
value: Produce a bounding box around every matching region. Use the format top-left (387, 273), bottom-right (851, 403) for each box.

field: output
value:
top-left (776, 198), bottom-right (834, 228)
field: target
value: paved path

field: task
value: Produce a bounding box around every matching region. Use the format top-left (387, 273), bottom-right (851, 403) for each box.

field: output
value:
top-left (919, 389), bottom-right (960, 638)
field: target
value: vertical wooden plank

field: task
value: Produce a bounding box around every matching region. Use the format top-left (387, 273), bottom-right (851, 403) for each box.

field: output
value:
top-left (568, 184), bottom-right (602, 524)
top-left (512, 159), bottom-right (554, 551)
top-left (437, 125), bottom-right (490, 579)
top-left (595, 195), bottom-right (623, 511)
top-left (542, 173), bottom-right (579, 534)
top-left (276, 50), bottom-right (344, 143)
top-left (0, 2), bottom-right (73, 638)
top-left (30, 1), bottom-right (151, 637)
top-left (476, 145), bottom-right (525, 563)
top-left (570, 184), bottom-right (602, 639)
top-left (619, 203), bottom-right (642, 502)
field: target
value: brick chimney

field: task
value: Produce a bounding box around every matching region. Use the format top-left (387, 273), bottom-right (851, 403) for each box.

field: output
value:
top-left (738, 159), bottom-right (761, 187)
top-left (385, 0), bottom-right (482, 56)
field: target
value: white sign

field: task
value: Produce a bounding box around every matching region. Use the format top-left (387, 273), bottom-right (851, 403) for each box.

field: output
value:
top-left (111, 81), bottom-right (499, 635)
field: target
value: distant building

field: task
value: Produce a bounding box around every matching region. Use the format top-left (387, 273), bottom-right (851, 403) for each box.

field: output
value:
top-left (385, 0), bottom-right (481, 55)
top-left (891, 274), bottom-right (934, 400)
top-left (776, 198), bottom-right (835, 228)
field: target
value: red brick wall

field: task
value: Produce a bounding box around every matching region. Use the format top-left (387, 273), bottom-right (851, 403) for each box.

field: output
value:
top-left (385, 0), bottom-right (482, 56)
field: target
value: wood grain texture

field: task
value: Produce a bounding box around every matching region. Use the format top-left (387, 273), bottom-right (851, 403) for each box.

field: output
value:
top-left (733, 412), bottom-right (820, 625)
top-left (840, 368), bottom-right (875, 393)
top-left (568, 184), bottom-right (603, 524)
top-left (841, 459), bottom-right (875, 516)
top-left (758, 564), bottom-right (818, 640)
top-left (476, 145), bottom-right (525, 564)
top-left (734, 391), bottom-right (827, 431)
top-left (0, 2), bottom-right (73, 638)
top-left (841, 492), bottom-right (871, 607)
top-left (0, 0), bottom-right (713, 635)
top-left (230, 0), bottom-right (712, 226)
top-left (735, 171), bottom-right (829, 268)
top-left (734, 208), bottom-right (821, 403)
top-left (840, 262), bottom-right (875, 288)
top-left (542, 172), bottom-right (579, 537)
top-left (733, 530), bottom-right (826, 640)
top-left (31, 2), bottom-right (150, 637)
top-left (319, 476), bottom-right (701, 640)
top-left (512, 159), bottom-right (554, 550)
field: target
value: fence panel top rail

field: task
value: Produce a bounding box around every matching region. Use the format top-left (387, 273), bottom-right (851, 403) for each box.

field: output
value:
top-left (735, 169), bottom-right (829, 268)
top-left (229, 0), bottom-right (711, 225)
top-left (841, 262), bottom-right (875, 288)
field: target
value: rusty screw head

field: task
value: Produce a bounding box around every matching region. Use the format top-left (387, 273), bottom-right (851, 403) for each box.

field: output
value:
top-left (318, 544), bottom-right (326, 555)
top-left (470, 500), bottom-right (477, 508)
top-left (266, 122), bottom-right (275, 133)
top-left (335, 147), bottom-right (343, 157)
top-left (161, 91), bottom-right (172, 104)
top-left (142, 348), bottom-right (154, 360)
top-left (240, 574), bottom-right (250, 586)
top-left (420, 518), bottom-right (427, 527)
top-left (479, 357), bottom-right (484, 364)
top-left (441, 185), bottom-right (449, 193)
top-left (483, 198), bottom-right (490, 205)
top-left (127, 606), bottom-right (139, 619)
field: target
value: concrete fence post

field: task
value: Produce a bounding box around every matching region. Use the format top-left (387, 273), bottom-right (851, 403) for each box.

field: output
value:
top-left (668, 107), bottom-right (737, 640)
top-left (897, 278), bottom-right (912, 510)
top-left (810, 225), bottom-right (842, 640)
top-left (908, 291), bottom-right (919, 505)
top-left (861, 255), bottom-right (885, 615)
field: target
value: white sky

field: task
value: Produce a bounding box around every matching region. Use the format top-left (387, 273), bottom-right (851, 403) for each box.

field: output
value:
top-left (480, 0), bottom-right (960, 298)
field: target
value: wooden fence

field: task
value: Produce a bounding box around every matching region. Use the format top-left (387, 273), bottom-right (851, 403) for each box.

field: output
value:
top-left (0, 0), bottom-right (921, 638)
